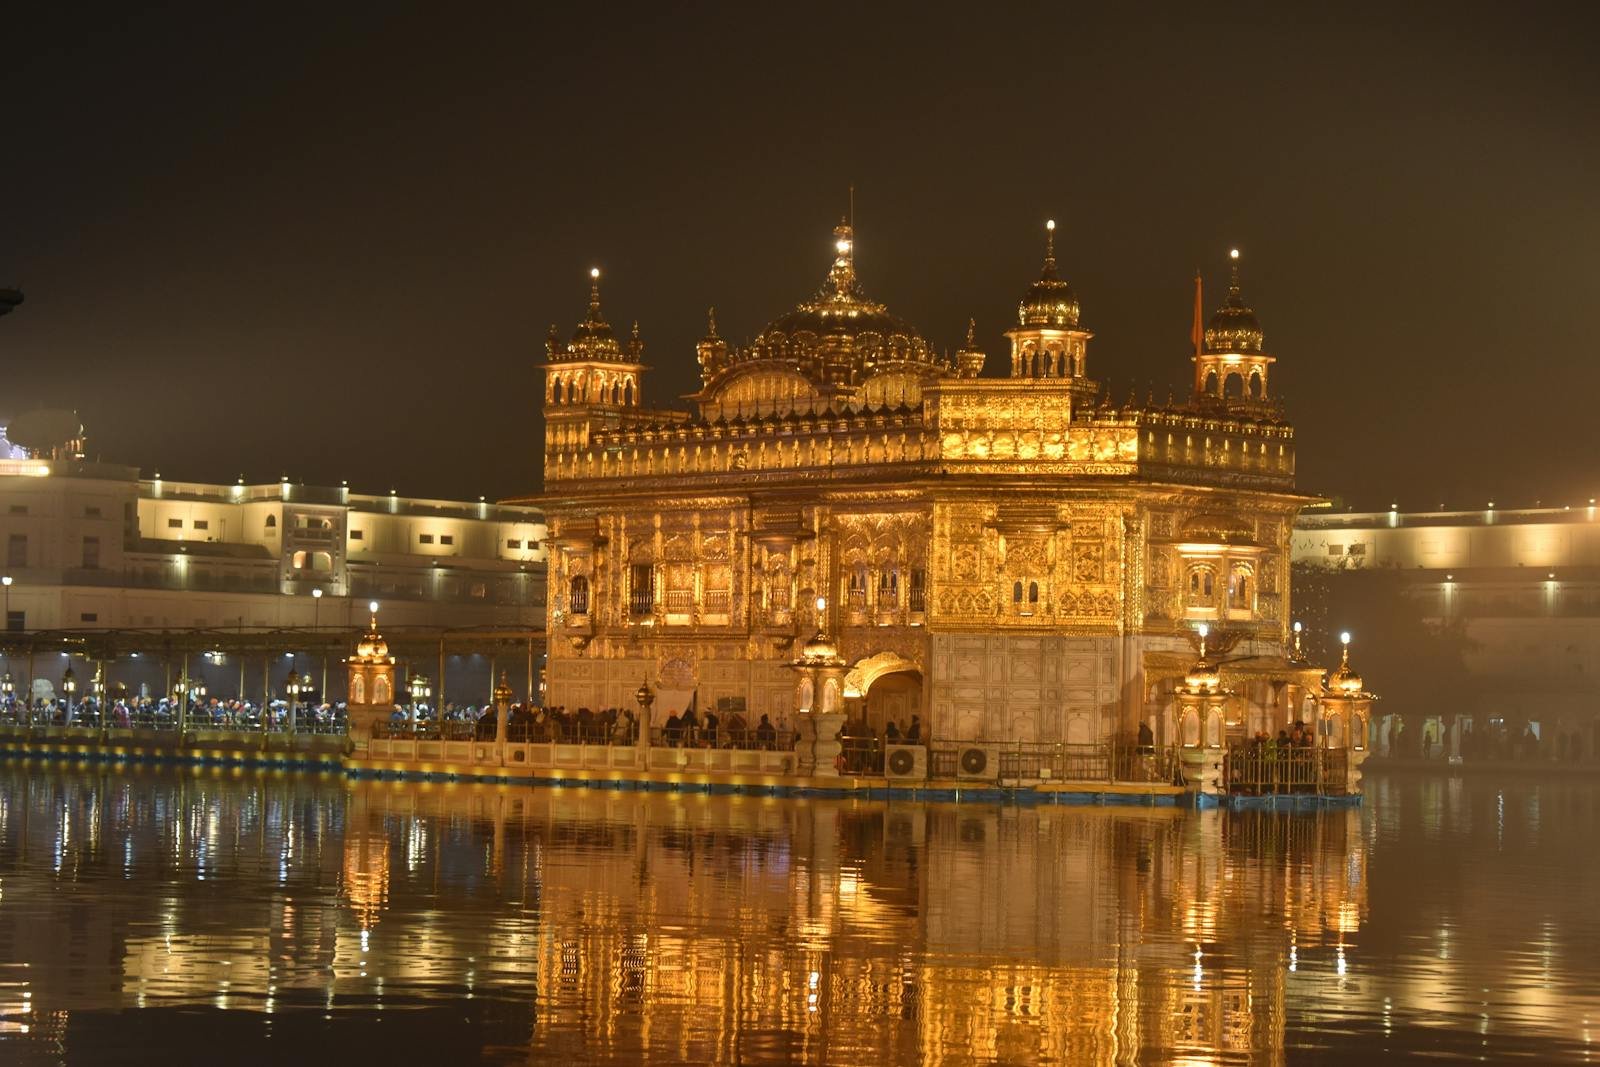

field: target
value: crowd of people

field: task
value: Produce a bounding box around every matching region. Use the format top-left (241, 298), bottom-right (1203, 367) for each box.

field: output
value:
top-left (0, 695), bottom-right (348, 733)
top-left (1227, 721), bottom-right (1326, 793)
top-left (382, 703), bottom-right (793, 750)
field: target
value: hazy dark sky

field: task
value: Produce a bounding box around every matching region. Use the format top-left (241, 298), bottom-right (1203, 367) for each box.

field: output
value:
top-left (2, 4), bottom-right (1597, 508)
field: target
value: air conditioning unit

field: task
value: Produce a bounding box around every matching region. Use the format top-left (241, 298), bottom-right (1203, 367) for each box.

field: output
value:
top-left (884, 744), bottom-right (927, 780)
top-left (955, 744), bottom-right (1002, 782)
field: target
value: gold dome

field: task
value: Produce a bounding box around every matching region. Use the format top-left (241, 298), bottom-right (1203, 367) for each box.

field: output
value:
top-left (739, 222), bottom-right (939, 389)
top-left (1325, 640), bottom-right (1367, 696)
top-left (800, 632), bottom-right (839, 662)
top-left (493, 671), bottom-right (514, 704)
top-left (1184, 659), bottom-right (1222, 693)
top-left (351, 612), bottom-right (393, 664)
top-left (1203, 252), bottom-right (1265, 355)
top-left (1018, 221), bottom-right (1081, 328)
top-left (550, 270), bottom-right (645, 365)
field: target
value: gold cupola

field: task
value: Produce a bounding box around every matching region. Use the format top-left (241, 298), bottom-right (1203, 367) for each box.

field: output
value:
top-left (1005, 220), bottom-right (1095, 393)
top-left (1193, 249), bottom-right (1276, 403)
top-left (1324, 632), bottom-right (1369, 697)
top-left (1018, 219), bottom-right (1081, 328)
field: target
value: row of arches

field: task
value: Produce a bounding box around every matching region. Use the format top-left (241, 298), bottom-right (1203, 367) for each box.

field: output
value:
top-left (1197, 360), bottom-right (1271, 400)
top-left (1010, 343), bottom-right (1085, 380)
top-left (546, 368), bottom-right (639, 407)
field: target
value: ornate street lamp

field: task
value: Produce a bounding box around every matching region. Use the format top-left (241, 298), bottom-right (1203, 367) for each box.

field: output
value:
top-left (91, 664), bottom-right (106, 730)
top-left (62, 667), bottom-right (76, 725)
top-left (634, 677), bottom-right (654, 748)
top-left (410, 673), bottom-right (431, 724)
top-left (286, 669), bottom-right (302, 735)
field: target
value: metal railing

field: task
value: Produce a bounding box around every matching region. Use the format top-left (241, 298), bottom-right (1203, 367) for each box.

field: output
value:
top-left (0, 704), bottom-right (349, 736)
top-left (1222, 744), bottom-right (1350, 795)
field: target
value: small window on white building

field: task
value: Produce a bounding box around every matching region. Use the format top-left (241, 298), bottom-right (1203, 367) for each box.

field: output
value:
top-left (167, 518), bottom-right (183, 529)
top-left (419, 534), bottom-right (434, 544)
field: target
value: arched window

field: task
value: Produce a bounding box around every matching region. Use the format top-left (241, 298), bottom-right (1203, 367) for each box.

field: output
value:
top-left (350, 673), bottom-right (366, 704)
top-left (1028, 581), bottom-right (1039, 603)
top-left (629, 564), bottom-right (654, 616)
top-left (1204, 573), bottom-right (1214, 596)
top-left (1012, 580), bottom-right (1023, 603)
top-left (1204, 371), bottom-right (1218, 395)
top-left (265, 514), bottom-right (277, 530)
top-left (1249, 371), bottom-right (1263, 398)
top-left (569, 575), bottom-right (590, 615)
top-left (1224, 373), bottom-right (1244, 398)
top-left (374, 675), bottom-right (391, 705)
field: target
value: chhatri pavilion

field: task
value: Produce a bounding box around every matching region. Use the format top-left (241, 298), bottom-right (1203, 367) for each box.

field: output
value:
top-left (519, 218), bottom-right (1359, 763)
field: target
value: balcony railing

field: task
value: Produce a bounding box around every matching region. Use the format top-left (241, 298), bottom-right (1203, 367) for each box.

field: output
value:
top-left (1222, 743), bottom-right (1350, 795)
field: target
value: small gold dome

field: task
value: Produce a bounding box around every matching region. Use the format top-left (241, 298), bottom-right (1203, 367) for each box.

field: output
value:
top-left (351, 612), bottom-right (393, 663)
top-left (1203, 253), bottom-right (1264, 355)
top-left (1018, 222), bottom-right (1080, 328)
top-left (1324, 639), bottom-right (1368, 697)
top-left (1184, 658), bottom-right (1222, 693)
top-left (800, 632), bottom-right (839, 662)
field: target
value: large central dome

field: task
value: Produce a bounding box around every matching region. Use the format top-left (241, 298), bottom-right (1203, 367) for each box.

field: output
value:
top-left (745, 222), bottom-right (939, 388)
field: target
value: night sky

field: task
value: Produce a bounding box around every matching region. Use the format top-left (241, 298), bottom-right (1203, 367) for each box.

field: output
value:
top-left (2, 5), bottom-right (1596, 508)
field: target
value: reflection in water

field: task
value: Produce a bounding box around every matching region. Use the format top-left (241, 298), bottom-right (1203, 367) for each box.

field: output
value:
top-left (0, 768), bottom-right (1594, 1064)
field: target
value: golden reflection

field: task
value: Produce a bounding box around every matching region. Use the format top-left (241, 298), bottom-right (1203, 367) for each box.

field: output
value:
top-left (9, 767), bottom-right (1592, 1064)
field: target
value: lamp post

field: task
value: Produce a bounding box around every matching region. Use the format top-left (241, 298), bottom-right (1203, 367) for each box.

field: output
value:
top-left (171, 675), bottom-right (187, 735)
top-left (62, 667), bottom-right (76, 726)
top-left (286, 669), bottom-right (301, 737)
top-left (1, 576), bottom-right (11, 723)
top-left (1, 670), bottom-right (12, 721)
top-left (634, 677), bottom-right (654, 750)
top-left (410, 673), bottom-right (431, 727)
top-left (312, 587), bottom-right (325, 709)
top-left (91, 663), bottom-right (106, 731)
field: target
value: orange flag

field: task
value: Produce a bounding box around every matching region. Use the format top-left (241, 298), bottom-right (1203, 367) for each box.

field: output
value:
top-left (1190, 271), bottom-right (1204, 362)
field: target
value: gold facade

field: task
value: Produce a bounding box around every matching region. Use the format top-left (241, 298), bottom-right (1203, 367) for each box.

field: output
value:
top-left (520, 221), bottom-right (1311, 743)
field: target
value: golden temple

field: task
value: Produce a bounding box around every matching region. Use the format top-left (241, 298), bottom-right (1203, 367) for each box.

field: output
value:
top-left (520, 217), bottom-right (1359, 782)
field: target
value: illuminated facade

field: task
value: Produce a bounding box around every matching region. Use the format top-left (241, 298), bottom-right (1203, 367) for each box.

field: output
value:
top-left (1294, 503), bottom-right (1600, 756)
top-left (527, 220), bottom-right (1319, 747)
top-left (0, 460), bottom-right (546, 632)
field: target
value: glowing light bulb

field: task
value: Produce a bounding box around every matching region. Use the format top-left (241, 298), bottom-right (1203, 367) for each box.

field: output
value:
top-left (1229, 248), bottom-right (1240, 260)
top-left (815, 596), bottom-right (827, 613)
top-left (1197, 623), bottom-right (1209, 639)
top-left (369, 600), bottom-right (379, 615)
top-left (1293, 621), bottom-right (1302, 633)
top-left (589, 267), bottom-right (600, 279)
top-left (834, 239), bottom-right (850, 255)
top-left (1340, 631), bottom-right (1351, 646)
top-left (1046, 219), bottom-right (1056, 232)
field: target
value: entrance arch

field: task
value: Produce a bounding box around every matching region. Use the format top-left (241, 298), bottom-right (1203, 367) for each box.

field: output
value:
top-left (844, 652), bottom-right (923, 738)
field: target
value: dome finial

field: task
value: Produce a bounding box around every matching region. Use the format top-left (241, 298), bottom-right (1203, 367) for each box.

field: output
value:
top-left (706, 306), bottom-right (719, 339)
top-left (1044, 219), bottom-right (1057, 271)
top-left (1228, 248), bottom-right (1242, 296)
top-left (586, 267), bottom-right (604, 324)
top-left (965, 317), bottom-right (977, 348)
top-left (827, 217), bottom-right (857, 295)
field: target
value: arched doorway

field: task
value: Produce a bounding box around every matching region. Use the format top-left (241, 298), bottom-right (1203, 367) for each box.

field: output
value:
top-left (864, 670), bottom-right (923, 738)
